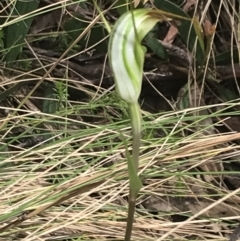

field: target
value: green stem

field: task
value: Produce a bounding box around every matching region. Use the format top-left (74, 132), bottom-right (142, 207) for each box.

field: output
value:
top-left (129, 103), bottom-right (142, 171)
top-left (124, 103), bottom-right (142, 241)
top-left (124, 190), bottom-right (137, 241)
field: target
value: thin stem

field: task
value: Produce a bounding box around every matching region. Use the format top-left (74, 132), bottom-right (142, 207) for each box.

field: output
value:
top-left (129, 103), bottom-right (142, 170)
top-left (124, 103), bottom-right (142, 241)
top-left (124, 190), bottom-right (136, 241)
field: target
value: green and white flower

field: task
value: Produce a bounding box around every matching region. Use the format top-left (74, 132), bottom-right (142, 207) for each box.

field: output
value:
top-left (108, 9), bottom-right (159, 104)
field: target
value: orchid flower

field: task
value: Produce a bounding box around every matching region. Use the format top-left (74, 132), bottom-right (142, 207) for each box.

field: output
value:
top-left (108, 8), bottom-right (203, 241)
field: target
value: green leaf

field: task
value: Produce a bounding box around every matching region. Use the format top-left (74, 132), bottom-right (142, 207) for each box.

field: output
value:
top-left (0, 29), bottom-right (4, 49)
top-left (4, 0), bottom-right (40, 65)
top-left (42, 84), bottom-right (58, 114)
top-left (64, 14), bottom-right (108, 53)
top-left (154, 0), bottom-right (205, 64)
top-left (211, 50), bottom-right (239, 65)
top-left (210, 82), bottom-right (239, 102)
top-left (144, 26), bottom-right (168, 60)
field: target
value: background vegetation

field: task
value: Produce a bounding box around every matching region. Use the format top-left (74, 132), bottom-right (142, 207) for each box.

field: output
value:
top-left (0, 0), bottom-right (240, 240)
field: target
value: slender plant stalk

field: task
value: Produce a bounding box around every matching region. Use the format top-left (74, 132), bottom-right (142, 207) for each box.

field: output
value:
top-left (125, 190), bottom-right (137, 241)
top-left (124, 103), bottom-right (142, 241)
top-left (129, 103), bottom-right (141, 171)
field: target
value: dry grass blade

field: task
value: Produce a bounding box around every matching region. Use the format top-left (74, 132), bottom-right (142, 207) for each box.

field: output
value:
top-left (0, 0), bottom-right (240, 240)
top-left (0, 179), bottom-right (105, 233)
